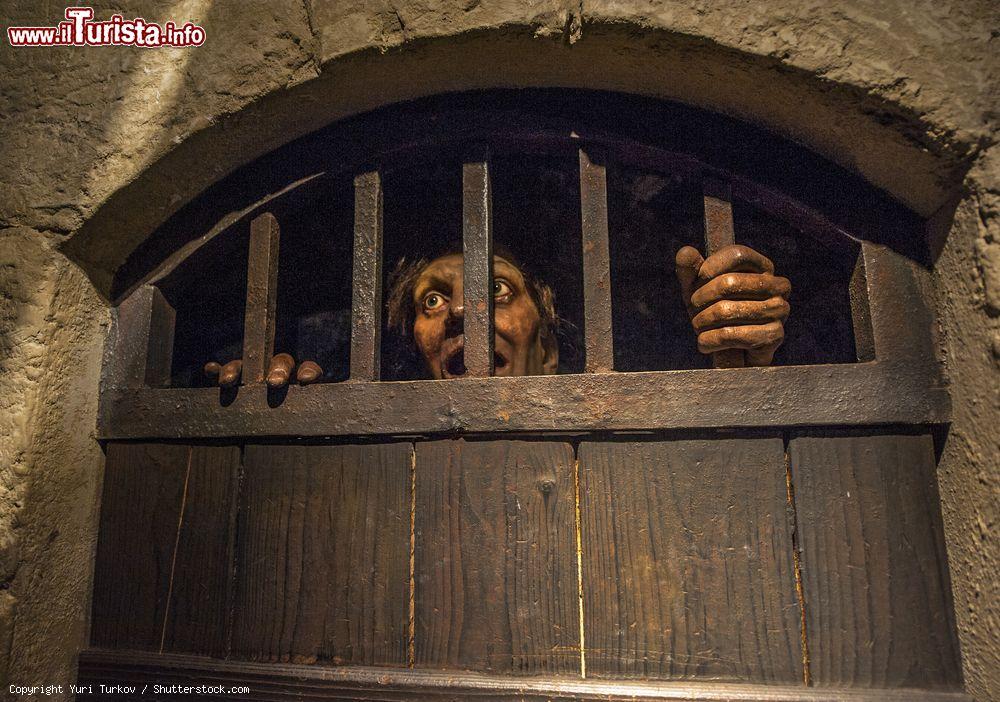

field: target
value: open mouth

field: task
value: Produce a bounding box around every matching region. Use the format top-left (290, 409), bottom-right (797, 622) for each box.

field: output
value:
top-left (441, 345), bottom-right (507, 378)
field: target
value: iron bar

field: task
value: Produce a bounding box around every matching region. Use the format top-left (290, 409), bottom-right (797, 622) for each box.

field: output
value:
top-left (462, 157), bottom-right (494, 377)
top-left (579, 148), bottom-right (615, 373)
top-left (350, 171), bottom-right (384, 381)
top-left (243, 212), bottom-right (280, 384)
top-left (703, 179), bottom-right (746, 369)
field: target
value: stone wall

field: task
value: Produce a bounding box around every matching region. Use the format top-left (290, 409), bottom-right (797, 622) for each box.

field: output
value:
top-left (1, 1), bottom-right (995, 699)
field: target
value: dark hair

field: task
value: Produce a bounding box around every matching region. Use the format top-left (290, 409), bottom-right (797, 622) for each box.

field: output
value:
top-left (386, 245), bottom-right (559, 346)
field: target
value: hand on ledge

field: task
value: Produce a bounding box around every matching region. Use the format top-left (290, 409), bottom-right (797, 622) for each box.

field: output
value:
top-left (675, 244), bottom-right (791, 367)
top-left (204, 353), bottom-right (323, 388)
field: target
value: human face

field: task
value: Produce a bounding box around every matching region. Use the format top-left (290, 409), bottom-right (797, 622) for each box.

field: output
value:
top-left (411, 253), bottom-right (557, 378)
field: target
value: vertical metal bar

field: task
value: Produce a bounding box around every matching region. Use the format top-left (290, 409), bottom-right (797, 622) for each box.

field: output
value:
top-left (849, 250), bottom-right (876, 362)
top-left (462, 157), bottom-right (494, 377)
top-left (578, 148), bottom-right (615, 373)
top-left (858, 241), bottom-right (939, 367)
top-left (350, 171), bottom-right (384, 381)
top-left (103, 284), bottom-right (176, 389)
top-left (703, 179), bottom-right (746, 369)
top-left (243, 212), bottom-right (280, 384)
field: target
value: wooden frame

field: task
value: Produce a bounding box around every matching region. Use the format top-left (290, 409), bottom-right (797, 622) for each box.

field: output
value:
top-left (78, 651), bottom-right (972, 702)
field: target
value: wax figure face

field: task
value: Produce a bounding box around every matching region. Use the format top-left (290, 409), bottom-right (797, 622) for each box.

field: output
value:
top-left (408, 253), bottom-right (559, 379)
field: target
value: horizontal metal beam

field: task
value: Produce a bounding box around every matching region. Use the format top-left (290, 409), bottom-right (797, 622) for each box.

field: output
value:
top-left (78, 650), bottom-right (972, 702)
top-left (98, 361), bottom-right (950, 440)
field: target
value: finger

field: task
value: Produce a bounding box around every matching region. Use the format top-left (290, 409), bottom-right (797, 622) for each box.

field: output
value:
top-left (204, 361), bottom-right (221, 379)
top-left (697, 244), bottom-right (775, 281)
top-left (296, 360), bottom-right (323, 385)
top-left (266, 353), bottom-right (295, 388)
top-left (674, 245), bottom-right (705, 314)
top-left (218, 359), bottom-right (243, 387)
top-left (697, 321), bottom-right (785, 354)
top-left (691, 296), bottom-right (790, 333)
top-left (690, 273), bottom-right (791, 311)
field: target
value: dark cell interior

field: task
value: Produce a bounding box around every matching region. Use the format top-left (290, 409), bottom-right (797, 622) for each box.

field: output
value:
top-left (608, 168), bottom-right (710, 372)
top-left (161, 225), bottom-right (248, 388)
top-left (733, 200), bottom-right (858, 365)
top-left (271, 177), bottom-right (354, 383)
top-left (159, 143), bottom-right (861, 386)
top-left (607, 166), bottom-right (859, 370)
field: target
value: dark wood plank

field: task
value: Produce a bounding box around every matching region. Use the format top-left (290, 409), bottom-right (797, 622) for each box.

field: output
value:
top-left (462, 159), bottom-right (494, 377)
top-left (98, 360), bottom-right (951, 440)
top-left (578, 148), bottom-right (614, 373)
top-left (579, 439), bottom-right (802, 682)
top-left (231, 443), bottom-right (411, 666)
top-left (243, 212), bottom-right (280, 384)
top-left (102, 285), bottom-right (175, 390)
top-left (414, 439), bottom-right (579, 674)
top-left (702, 179), bottom-right (745, 369)
top-left (91, 443), bottom-right (190, 650)
top-left (350, 171), bottom-right (384, 381)
top-left (161, 445), bottom-right (241, 657)
top-left (789, 434), bottom-right (962, 688)
top-left (78, 650), bottom-right (976, 701)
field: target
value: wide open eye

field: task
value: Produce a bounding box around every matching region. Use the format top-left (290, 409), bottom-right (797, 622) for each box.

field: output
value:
top-left (423, 292), bottom-right (447, 311)
top-left (493, 279), bottom-right (513, 299)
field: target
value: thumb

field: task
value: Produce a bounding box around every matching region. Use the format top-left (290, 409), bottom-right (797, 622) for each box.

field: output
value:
top-left (675, 246), bottom-right (704, 315)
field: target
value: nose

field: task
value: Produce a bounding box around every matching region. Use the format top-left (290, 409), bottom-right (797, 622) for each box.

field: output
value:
top-left (445, 301), bottom-right (464, 337)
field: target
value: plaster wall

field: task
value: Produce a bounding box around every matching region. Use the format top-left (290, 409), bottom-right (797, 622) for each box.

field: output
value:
top-left (0, 1), bottom-right (996, 699)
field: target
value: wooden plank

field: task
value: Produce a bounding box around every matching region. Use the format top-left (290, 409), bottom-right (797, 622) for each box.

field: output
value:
top-left (579, 439), bottom-right (802, 682)
top-left (160, 445), bottom-right (241, 657)
top-left (578, 148), bottom-right (614, 373)
top-left (350, 171), bottom-right (384, 382)
top-left (97, 360), bottom-right (952, 440)
top-left (243, 212), bottom-right (281, 384)
top-left (102, 285), bottom-right (175, 390)
top-left (231, 443), bottom-right (411, 666)
top-left (789, 434), bottom-right (962, 688)
top-left (91, 443), bottom-right (190, 650)
top-left (414, 439), bottom-right (579, 674)
top-left (78, 650), bottom-right (977, 701)
top-left (462, 158), bottom-right (494, 377)
top-left (702, 179), bottom-right (745, 369)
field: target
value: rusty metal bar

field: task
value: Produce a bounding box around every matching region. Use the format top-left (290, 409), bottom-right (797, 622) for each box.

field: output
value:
top-left (102, 284), bottom-right (176, 390)
top-left (857, 242), bottom-right (939, 367)
top-left (703, 179), bottom-right (746, 369)
top-left (98, 361), bottom-right (950, 440)
top-left (849, 250), bottom-right (876, 362)
top-left (242, 212), bottom-right (280, 385)
top-left (579, 148), bottom-right (615, 373)
top-left (350, 171), bottom-right (384, 381)
top-left (462, 157), bottom-right (494, 377)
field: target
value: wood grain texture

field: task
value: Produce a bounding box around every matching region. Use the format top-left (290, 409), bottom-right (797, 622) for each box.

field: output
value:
top-left (414, 440), bottom-right (579, 674)
top-left (91, 443), bottom-right (191, 650)
top-left (789, 434), bottom-right (962, 689)
top-left (161, 445), bottom-right (241, 657)
top-left (243, 212), bottom-right (280, 384)
top-left (98, 361), bottom-right (952, 440)
top-left (579, 439), bottom-right (802, 682)
top-left (231, 443), bottom-right (411, 666)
